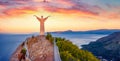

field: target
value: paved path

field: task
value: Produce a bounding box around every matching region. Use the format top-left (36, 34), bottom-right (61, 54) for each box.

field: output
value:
top-left (24, 40), bottom-right (31, 61)
top-left (54, 40), bottom-right (62, 61)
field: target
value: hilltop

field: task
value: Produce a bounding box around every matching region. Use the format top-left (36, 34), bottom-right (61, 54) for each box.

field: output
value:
top-left (10, 35), bottom-right (54, 61)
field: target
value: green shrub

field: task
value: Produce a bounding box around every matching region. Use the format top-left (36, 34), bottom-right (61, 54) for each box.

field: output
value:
top-left (56, 37), bottom-right (100, 61)
top-left (21, 48), bottom-right (26, 54)
top-left (46, 33), bottom-right (54, 44)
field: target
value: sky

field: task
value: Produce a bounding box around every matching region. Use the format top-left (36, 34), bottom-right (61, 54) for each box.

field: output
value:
top-left (0, 0), bottom-right (120, 33)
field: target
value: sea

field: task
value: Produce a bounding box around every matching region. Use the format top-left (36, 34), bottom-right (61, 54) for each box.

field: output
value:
top-left (0, 33), bottom-right (107, 61)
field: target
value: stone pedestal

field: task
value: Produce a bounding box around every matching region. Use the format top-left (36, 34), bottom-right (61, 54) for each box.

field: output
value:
top-left (37, 35), bottom-right (46, 41)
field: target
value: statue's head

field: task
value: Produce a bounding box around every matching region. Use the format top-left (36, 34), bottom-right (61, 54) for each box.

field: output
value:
top-left (41, 16), bottom-right (43, 18)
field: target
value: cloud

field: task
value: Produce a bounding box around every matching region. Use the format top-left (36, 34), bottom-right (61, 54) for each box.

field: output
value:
top-left (0, 0), bottom-right (120, 20)
top-left (106, 12), bottom-right (120, 19)
top-left (0, 0), bottom-right (28, 5)
top-left (0, 5), bottom-right (6, 9)
top-left (99, 3), bottom-right (120, 19)
top-left (43, 6), bottom-right (98, 16)
top-left (0, 0), bottom-right (38, 17)
top-left (39, 0), bottom-right (103, 19)
top-left (109, 14), bottom-right (120, 19)
top-left (0, 1), bottom-right (11, 5)
top-left (1, 6), bottom-right (38, 17)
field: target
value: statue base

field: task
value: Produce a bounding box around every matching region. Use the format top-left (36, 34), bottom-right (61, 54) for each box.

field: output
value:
top-left (38, 35), bottom-right (46, 41)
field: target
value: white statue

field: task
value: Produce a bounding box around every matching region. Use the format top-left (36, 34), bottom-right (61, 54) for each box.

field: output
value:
top-left (34, 15), bottom-right (50, 36)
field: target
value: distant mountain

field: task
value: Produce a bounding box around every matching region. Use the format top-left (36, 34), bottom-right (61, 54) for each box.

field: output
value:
top-left (51, 29), bottom-right (120, 34)
top-left (82, 32), bottom-right (120, 61)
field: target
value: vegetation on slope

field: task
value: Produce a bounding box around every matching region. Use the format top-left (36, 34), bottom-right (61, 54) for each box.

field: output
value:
top-left (46, 33), bottom-right (54, 44)
top-left (55, 37), bottom-right (99, 61)
top-left (45, 33), bottom-right (99, 61)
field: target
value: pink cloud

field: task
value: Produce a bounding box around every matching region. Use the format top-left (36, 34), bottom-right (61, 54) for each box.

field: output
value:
top-left (1, 6), bottom-right (38, 17)
top-left (0, 0), bottom-right (119, 20)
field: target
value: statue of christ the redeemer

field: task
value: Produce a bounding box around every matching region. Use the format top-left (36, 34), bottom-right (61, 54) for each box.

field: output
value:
top-left (34, 15), bottom-right (50, 36)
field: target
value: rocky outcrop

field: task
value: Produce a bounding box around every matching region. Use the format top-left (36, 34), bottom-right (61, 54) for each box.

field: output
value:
top-left (10, 35), bottom-right (53, 61)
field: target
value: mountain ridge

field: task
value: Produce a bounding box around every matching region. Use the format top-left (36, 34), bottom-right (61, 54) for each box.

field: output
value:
top-left (82, 32), bottom-right (120, 61)
top-left (51, 29), bottom-right (120, 34)
top-left (1, 29), bottom-right (120, 35)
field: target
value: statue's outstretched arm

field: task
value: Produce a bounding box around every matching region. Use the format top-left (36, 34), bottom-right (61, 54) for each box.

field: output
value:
top-left (34, 15), bottom-right (41, 21)
top-left (44, 16), bottom-right (50, 21)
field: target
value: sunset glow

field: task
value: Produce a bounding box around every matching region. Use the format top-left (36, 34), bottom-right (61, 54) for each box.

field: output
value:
top-left (0, 0), bottom-right (120, 33)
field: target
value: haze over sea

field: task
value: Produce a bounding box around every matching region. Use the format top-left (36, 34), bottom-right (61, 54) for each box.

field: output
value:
top-left (0, 33), bottom-right (106, 61)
